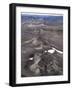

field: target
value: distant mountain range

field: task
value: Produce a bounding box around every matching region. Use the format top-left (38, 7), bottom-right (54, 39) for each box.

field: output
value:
top-left (21, 14), bottom-right (63, 26)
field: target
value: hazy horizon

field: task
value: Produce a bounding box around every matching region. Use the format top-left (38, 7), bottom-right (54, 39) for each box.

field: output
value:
top-left (21, 13), bottom-right (63, 26)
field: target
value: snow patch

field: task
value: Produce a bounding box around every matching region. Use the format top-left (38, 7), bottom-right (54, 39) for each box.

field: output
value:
top-left (29, 57), bottom-right (33, 60)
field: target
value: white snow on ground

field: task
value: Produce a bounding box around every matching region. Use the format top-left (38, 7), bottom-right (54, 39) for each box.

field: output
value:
top-left (48, 47), bottom-right (63, 54)
top-left (29, 57), bottom-right (33, 60)
top-left (48, 49), bottom-right (55, 54)
top-left (29, 47), bottom-right (63, 61)
top-left (52, 47), bottom-right (63, 54)
top-left (44, 50), bottom-right (48, 53)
